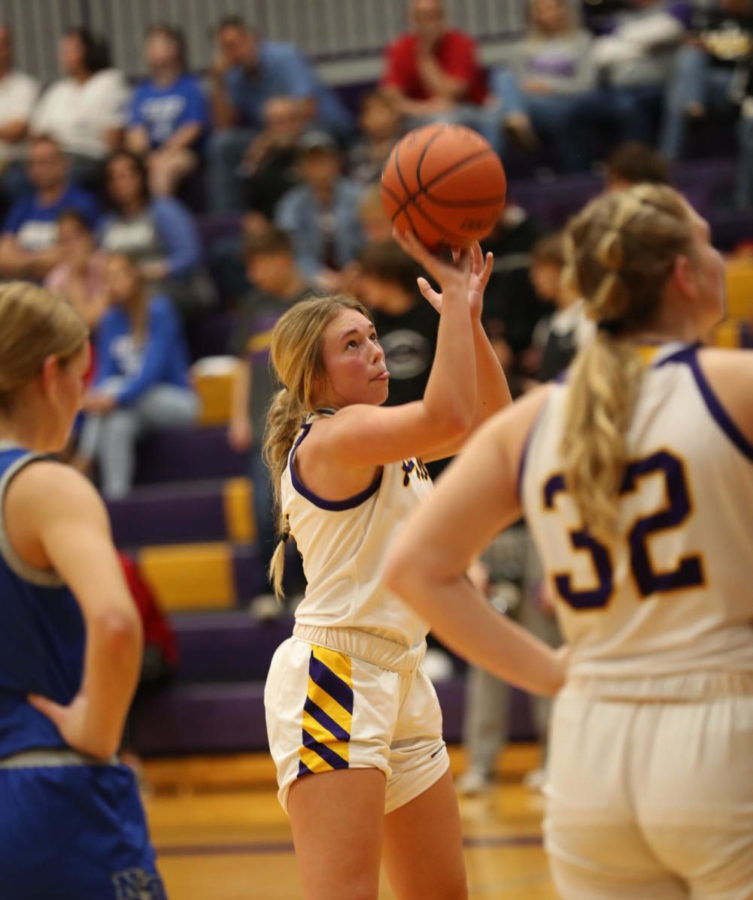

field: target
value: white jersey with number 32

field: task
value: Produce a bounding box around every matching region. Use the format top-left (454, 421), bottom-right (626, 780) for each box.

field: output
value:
top-left (521, 342), bottom-right (753, 679)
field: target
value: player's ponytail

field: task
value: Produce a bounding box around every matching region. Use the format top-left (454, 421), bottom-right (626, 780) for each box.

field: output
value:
top-left (560, 185), bottom-right (695, 536)
top-left (263, 294), bottom-right (373, 597)
top-left (0, 282), bottom-right (88, 413)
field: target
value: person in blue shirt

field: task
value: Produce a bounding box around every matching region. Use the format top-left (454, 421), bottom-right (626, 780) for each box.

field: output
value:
top-left (0, 280), bottom-right (165, 899)
top-left (78, 252), bottom-right (198, 499)
top-left (207, 15), bottom-right (355, 212)
top-left (0, 135), bottom-right (100, 280)
top-left (126, 23), bottom-right (210, 197)
top-left (275, 131), bottom-right (364, 290)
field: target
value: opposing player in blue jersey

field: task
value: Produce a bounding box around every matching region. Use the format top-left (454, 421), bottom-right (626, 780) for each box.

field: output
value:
top-left (387, 183), bottom-right (753, 898)
top-left (0, 282), bottom-right (165, 899)
top-left (262, 233), bottom-right (565, 900)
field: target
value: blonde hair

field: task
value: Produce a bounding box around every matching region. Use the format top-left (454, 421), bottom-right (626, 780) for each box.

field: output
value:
top-left (105, 252), bottom-right (149, 344)
top-left (263, 294), bottom-right (372, 596)
top-left (560, 184), bottom-right (694, 536)
top-left (0, 282), bottom-right (88, 413)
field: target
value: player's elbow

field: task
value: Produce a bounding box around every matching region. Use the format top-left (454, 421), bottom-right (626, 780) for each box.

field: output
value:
top-left (383, 540), bottom-right (432, 607)
top-left (91, 605), bottom-right (142, 659)
top-left (426, 404), bottom-right (473, 445)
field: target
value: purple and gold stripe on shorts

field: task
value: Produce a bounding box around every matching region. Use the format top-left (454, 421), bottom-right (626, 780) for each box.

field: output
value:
top-left (298, 645), bottom-right (353, 777)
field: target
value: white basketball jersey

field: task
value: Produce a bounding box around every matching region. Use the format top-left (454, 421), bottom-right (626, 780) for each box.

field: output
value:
top-left (522, 343), bottom-right (753, 679)
top-left (280, 414), bottom-right (433, 648)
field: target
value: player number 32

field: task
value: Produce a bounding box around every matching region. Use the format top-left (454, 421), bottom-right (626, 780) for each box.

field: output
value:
top-left (543, 450), bottom-right (705, 610)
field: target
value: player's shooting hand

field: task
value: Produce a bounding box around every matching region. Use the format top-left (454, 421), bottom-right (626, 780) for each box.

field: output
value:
top-left (393, 228), bottom-right (472, 314)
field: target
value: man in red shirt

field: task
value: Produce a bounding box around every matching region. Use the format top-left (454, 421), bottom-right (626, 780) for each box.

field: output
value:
top-left (380, 0), bottom-right (531, 154)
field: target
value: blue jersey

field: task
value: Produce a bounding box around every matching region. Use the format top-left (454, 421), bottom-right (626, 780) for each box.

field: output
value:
top-left (0, 444), bottom-right (166, 899)
top-left (0, 446), bottom-right (85, 758)
top-left (2, 183), bottom-right (100, 251)
top-left (129, 73), bottom-right (209, 149)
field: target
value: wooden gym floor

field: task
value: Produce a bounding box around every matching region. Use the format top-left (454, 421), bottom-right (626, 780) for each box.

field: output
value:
top-left (143, 744), bottom-right (557, 900)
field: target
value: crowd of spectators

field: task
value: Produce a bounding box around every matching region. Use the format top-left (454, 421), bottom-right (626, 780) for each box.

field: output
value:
top-left (0, 0), bottom-right (751, 511)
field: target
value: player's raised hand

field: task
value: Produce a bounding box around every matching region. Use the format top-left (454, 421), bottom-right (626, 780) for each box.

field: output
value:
top-left (393, 228), bottom-right (472, 315)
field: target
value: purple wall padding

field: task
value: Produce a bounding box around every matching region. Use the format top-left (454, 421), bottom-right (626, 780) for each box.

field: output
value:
top-left (108, 483), bottom-right (227, 547)
top-left (134, 426), bottom-right (247, 485)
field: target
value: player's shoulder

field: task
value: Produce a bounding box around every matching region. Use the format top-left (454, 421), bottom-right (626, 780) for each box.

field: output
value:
top-left (696, 345), bottom-right (753, 376)
top-left (7, 458), bottom-right (106, 517)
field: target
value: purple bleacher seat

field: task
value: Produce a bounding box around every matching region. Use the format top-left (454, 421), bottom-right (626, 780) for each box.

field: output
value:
top-left (170, 611), bottom-right (293, 683)
top-left (130, 672), bottom-right (535, 755)
top-left (134, 426), bottom-right (247, 485)
top-left (708, 209), bottom-right (753, 251)
top-left (130, 681), bottom-right (270, 754)
top-left (509, 174), bottom-right (601, 229)
top-left (108, 482), bottom-right (227, 547)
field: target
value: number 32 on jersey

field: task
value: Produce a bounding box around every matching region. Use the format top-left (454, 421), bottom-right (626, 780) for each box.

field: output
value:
top-left (543, 449), bottom-right (705, 610)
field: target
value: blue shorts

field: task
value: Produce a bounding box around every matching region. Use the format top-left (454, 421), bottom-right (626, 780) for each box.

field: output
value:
top-left (0, 761), bottom-right (166, 899)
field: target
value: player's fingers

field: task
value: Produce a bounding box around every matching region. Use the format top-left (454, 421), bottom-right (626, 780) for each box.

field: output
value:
top-left (393, 228), bottom-right (428, 262)
top-left (470, 241), bottom-right (483, 274)
top-left (417, 277), bottom-right (442, 309)
top-left (28, 693), bottom-right (65, 728)
top-left (479, 251), bottom-right (494, 288)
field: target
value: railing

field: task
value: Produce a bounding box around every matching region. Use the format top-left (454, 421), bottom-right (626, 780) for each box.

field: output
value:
top-left (4, 0), bottom-right (527, 85)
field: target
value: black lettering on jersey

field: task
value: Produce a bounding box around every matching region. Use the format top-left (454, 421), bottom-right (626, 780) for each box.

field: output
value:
top-left (402, 458), bottom-right (431, 487)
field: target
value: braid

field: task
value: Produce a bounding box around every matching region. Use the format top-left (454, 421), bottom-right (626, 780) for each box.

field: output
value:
top-left (560, 185), bottom-right (694, 536)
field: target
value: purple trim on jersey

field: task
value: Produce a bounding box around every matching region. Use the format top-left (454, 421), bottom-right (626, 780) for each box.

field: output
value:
top-left (288, 422), bottom-right (384, 511)
top-left (682, 345), bottom-right (753, 463)
top-left (653, 341), bottom-right (700, 368)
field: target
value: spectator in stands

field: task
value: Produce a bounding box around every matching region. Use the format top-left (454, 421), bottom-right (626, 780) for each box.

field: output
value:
top-left (126, 24), bottom-right (209, 197)
top-left (239, 95), bottom-right (307, 228)
top-left (99, 150), bottom-right (215, 328)
top-left (489, 0), bottom-right (597, 171)
top-left (78, 252), bottom-right (198, 499)
top-left (31, 27), bottom-right (129, 189)
top-left (275, 131), bottom-right (363, 290)
top-left (346, 89), bottom-right (404, 186)
top-left (357, 240), bottom-right (437, 409)
top-left (382, 0), bottom-right (515, 153)
top-left (228, 227), bottom-right (315, 610)
top-left (207, 15), bottom-right (355, 213)
top-left (571, 0), bottom-right (686, 161)
top-left (524, 231), bottom-right (594, 384)
top-left (660, 0), bottom-right (753, 160)
top-left (0, 25), bottom-right (39, 212)
top-left (737, 48), bottom-right (753, 208)
top-left (0, 135), bottom-right (100, 280)
top-left (480, 203), bottom-right (551, 394)
top-left (44, 210), bottom-right (109, 329)
top-left (457, 526), bottom-right (559, 797)
top-left (358, 182), bottom-right (394, 243)
top-left (603, 140), bottom-right (671, 192)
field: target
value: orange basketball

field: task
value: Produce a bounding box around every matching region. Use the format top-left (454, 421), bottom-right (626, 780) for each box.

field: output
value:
top-left (380, 123), bottom-right (506, 250)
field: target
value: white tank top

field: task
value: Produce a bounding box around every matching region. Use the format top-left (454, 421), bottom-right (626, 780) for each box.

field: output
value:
top-left (281, 413), bottom-right (433, 648)
top-left (522, 343), bottom-right (753, 679)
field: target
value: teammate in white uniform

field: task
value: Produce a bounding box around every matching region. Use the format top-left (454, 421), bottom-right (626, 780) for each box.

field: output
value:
top-left (387, 184), bottom-right (753, 899)
top-left (263, 233), bottom-right (565, 900)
